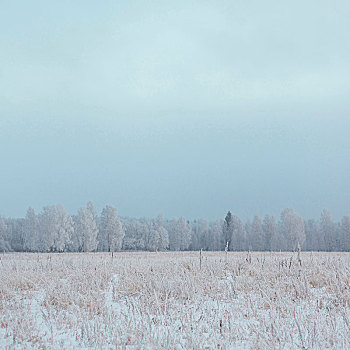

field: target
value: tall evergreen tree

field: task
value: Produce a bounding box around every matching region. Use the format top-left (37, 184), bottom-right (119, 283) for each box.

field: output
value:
top-left (223, 211), bottom-right (233, 250)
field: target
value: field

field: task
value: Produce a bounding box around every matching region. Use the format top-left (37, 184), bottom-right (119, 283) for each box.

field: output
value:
top-left (1, 251), bottom-right (350, 349)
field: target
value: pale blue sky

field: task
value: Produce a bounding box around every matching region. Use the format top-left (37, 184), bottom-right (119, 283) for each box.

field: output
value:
top-left (1, 1), bottom-right (349, 220)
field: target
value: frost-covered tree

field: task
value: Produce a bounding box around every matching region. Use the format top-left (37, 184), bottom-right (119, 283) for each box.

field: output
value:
top-left (141, 218), bottom-right (169, 251)
top-left (244, 220), bottom-right (252, 250)
top-left (319, 209), bottom-right (336, 251)
top-left (168, 219), bottom-right (181, 251)
top-left (168, 217), bottom-right (192, 251)
top-left (6, 218), bottom-right (25, 251)
top-left (146, 227), bottom-right (160, 251)
top-left (137, 219), bottom-right (165, 251)
top-left (98, 205), bottom-right (124, 252)
top-left (304, 219), bottom-right (319, 251)
top-left (231, 215), bottom-right (245, 251)
top-left (37, 205), bottom-right (73, 252)
top-left (191, 219), bottom-right (223, 251)
top-left (198, 219), bottom-right (210, 250)
top-left (123, 217), bottom-right (168, 251)
top-left (250, 215), bottom-right (264, 251)
top-left (3, 203), bottom-right (350, 252)
top-left (38, 206), bottom-right (57, 252)
top-left (190, 219), bottom-right (215, 251)
top-left (341, 216), bottom-right (350, 252)
top-left (23, 207), bottom-right (39, 251)
top-left (208, 220), bottom-right (224, 251)
top-left (279, 208), bottom-right (305, 251)
top-left (54, 205), bottom-right (74, 252)
top-left (262, 215), bottom-right (277, 251)
top-left (190, 220), bottom-right (201, 251)
top-left (153, 215), bottom-right (169, 251)
top-left (123, 219), bottom-right (147, 250)
top-left (74, 202), bottom-right (98, 252)
top-left (0, 217), bottom-right (11, 252)
top-left (334, 223), bottom-right (342, 252)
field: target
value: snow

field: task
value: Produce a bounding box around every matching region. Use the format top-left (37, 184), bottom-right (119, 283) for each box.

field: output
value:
top-left (1, 251), bottom-right (350, 348)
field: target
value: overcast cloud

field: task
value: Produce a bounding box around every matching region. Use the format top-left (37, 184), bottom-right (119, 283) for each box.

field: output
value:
top-left (1, 0), bottom-right (349, 220)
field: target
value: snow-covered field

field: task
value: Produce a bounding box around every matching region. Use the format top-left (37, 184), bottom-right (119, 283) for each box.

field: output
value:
top-left (1, 251), bottom-right (350, 349)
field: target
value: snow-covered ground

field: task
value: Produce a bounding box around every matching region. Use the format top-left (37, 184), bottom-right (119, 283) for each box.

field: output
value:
top-left (1, 251), bottom-right (350, 349)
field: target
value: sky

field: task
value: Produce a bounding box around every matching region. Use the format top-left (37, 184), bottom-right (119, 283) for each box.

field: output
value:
top-left (0, 0), bottom-right (349, 220)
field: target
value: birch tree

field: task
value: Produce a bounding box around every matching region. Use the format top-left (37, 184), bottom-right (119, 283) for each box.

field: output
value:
top-left (320, 209), bottom-right (336, 251)
top-left (75, 202), bottom-right (98, 252)
top-left (23, 207), bottom-right (38, 251)
top-left (279, 208), bottom-right (305, 251)
top-left (250, 215), bottom-right (264, 251)
top-left (262, 214), bottom-right (277, 251)
top-left (98, 205), bottom-right (124, 252)
top-left (54, 205), bottom-right (74, 252)
top-left (0, 217), bottom-right (11, 252)
top-left (169, 217), bottom-right (191, 251)
top-left (341, 215), bottom-right (350, 251)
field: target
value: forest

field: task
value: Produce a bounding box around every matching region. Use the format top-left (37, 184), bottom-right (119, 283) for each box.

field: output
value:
top-left (0, 203), bottom-right (349, 253)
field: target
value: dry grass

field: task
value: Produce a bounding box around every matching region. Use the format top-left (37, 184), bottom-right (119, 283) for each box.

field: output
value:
top-left (0, 251), bottom-right (350, 349)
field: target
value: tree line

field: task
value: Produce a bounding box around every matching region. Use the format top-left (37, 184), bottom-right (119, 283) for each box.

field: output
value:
top-left (0, 203), bottom-right (349, 252)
